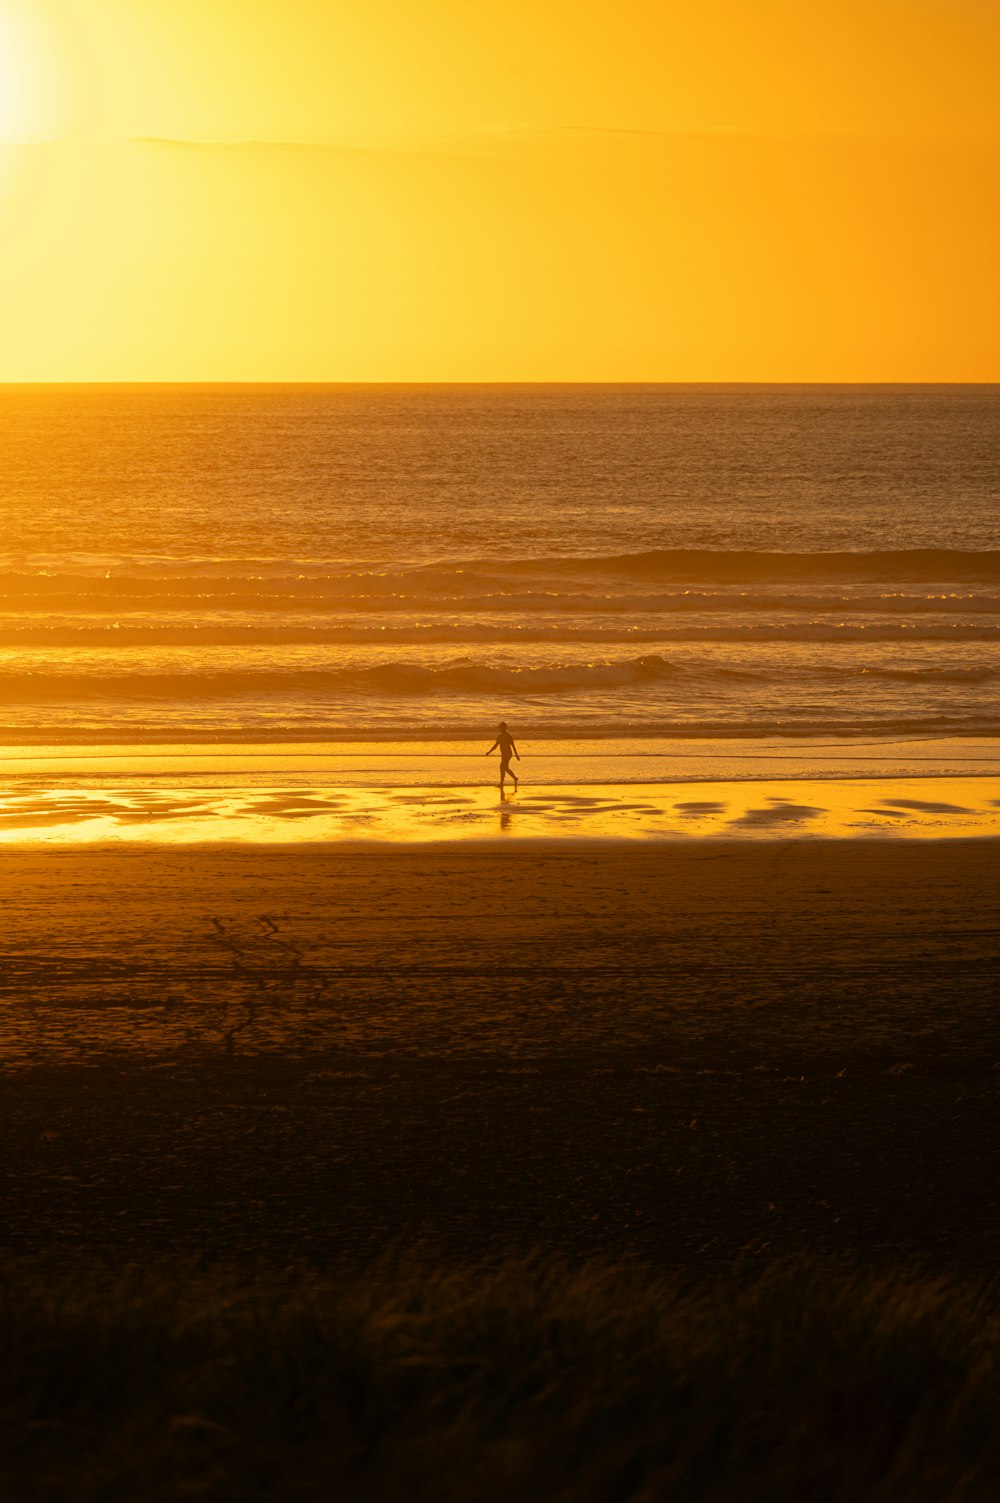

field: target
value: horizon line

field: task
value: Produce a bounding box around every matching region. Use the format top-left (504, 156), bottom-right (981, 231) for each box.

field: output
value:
top-left (0, 380), bottom-right (998, 389)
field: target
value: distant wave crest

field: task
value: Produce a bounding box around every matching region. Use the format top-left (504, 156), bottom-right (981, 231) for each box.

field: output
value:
top-left (4, 549), bottom-right (1000, 613)
top-left (6, 546), bottom-right (1000, 579)
top-left (2, 621), bottom-right (1000, 647)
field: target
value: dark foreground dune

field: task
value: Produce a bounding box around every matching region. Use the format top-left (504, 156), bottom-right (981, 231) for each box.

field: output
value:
top-left (3, 1253), bottom-right (999, 1503)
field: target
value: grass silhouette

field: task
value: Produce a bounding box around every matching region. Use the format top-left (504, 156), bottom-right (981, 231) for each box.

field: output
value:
top-left (2, 1252), bottom-right (997, 1501)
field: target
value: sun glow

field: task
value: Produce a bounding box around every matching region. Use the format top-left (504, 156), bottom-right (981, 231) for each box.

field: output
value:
top-left (0, 3), bottom-right (58, 142)
top-left (0, 19), bottom-right (27, 140)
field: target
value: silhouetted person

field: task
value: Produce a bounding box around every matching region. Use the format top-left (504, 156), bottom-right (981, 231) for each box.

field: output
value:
top-left (486, 721), bottom-right (520, 789)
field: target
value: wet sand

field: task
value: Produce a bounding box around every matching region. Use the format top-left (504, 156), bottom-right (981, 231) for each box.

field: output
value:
top-left (3, 837), bottom-right (999, 1269)
top-left (1, 774), bottom-right (999, 843)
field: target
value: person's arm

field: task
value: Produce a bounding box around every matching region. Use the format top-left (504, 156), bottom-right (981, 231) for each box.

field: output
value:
top-left (485, 739), bottom-right (499, 755)
top-left (511, 739), bottom-right (520, 760)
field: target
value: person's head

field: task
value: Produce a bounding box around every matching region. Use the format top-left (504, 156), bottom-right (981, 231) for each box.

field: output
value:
top-left (498, 721), bottom-right (508, 731)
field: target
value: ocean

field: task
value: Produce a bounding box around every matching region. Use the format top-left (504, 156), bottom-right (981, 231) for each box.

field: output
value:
top-left (2, 383), bottom-right (998, 747)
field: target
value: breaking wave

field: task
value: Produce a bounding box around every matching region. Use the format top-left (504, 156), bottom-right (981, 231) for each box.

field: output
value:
top-left (0, 654), bottom-right (705, 700)
top-left (2, 654), bottom-right (998, 701)
top-left (454, 548), bottom-right (1000, 584)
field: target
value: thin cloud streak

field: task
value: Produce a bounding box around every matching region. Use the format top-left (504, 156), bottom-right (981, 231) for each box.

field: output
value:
top-left (126, 123), bottom-right (1000, 151)
top-left (6, 123), bottom-right (996, 155)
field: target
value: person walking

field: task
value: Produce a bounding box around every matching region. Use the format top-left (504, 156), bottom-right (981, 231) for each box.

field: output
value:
top-left (486, 722), bottom-right (520, 789)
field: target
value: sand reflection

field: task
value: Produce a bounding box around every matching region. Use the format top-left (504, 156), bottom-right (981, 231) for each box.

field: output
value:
top-left (0, 777), bottom-right (997, 843)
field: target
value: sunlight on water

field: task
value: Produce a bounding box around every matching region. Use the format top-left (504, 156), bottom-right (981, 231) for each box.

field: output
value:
top-left (2, 387), bottom-right (999, 747)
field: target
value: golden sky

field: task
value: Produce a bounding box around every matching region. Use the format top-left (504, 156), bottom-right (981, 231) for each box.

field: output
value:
top-left (1, 0), bottom-right (998, 379)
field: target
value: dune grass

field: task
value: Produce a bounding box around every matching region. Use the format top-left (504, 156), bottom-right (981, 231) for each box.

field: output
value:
top-left (1, 1253), bottom-right (998, 1502)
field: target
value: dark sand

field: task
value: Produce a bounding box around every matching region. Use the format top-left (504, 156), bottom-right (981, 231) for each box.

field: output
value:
top-left (3, 839), bottom-right (999, 1268)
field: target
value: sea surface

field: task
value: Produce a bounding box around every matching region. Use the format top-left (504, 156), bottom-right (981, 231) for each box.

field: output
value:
top-left (2, 384), bottom-right (998, 746)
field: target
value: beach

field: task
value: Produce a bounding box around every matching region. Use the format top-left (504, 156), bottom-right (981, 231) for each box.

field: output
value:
top-left (4, 826), bottom-right (998, 1269)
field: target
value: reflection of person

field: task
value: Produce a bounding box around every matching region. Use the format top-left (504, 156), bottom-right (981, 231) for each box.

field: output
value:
top-left (485, 721), bottom-right (520, 789)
